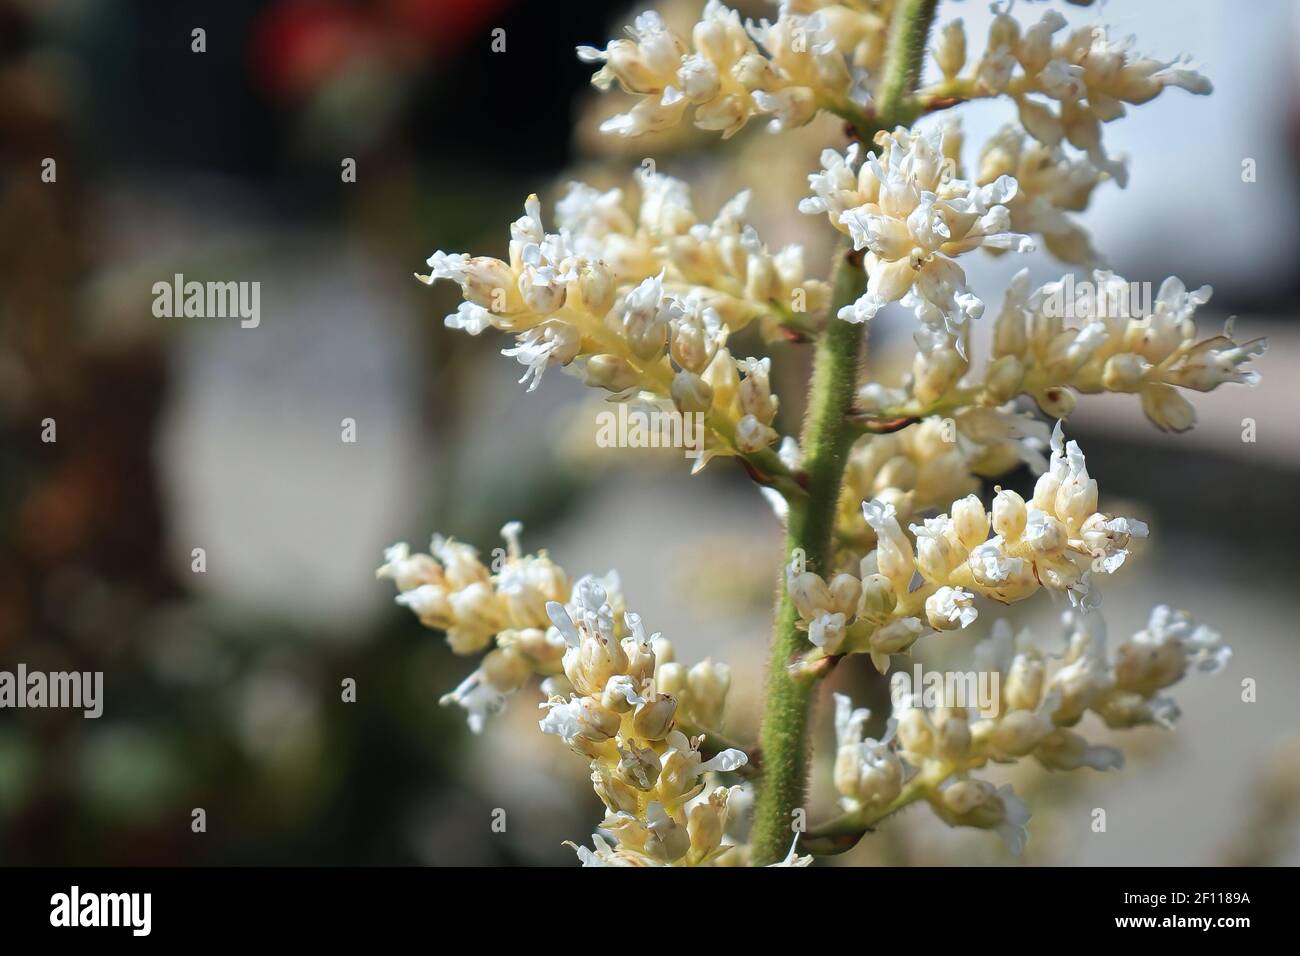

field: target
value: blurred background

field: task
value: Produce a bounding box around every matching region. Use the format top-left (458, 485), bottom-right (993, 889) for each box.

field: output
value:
top-left (0, 0), bottom-right (1298, 865)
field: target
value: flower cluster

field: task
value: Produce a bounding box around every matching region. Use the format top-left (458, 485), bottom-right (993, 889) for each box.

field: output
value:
top-left (419, 169), bottom-right (829, 475)
top-left (834, 409), bottom-right (1050, 563)
top-left (930, 7), bottom-right (1211, 184)
top-left (579, 1), bottom-right (895, 139)
top-left (861, 268), bottom-right (1267, 432)
top-left (991, 269), bottom-right (1267, 431)
top-left (376, 523), bottom-right (570, 731)
top-left (391, 0), bottom-right (1250, 866)
top-left (790, 421), bottom-right (1147, 672)
top-left (379, 524), bottom-right (753, 866)
top-left (801, 124), bottom-right (1033, 330)
top-left (975, 122), bottom-right (1107, 265)
top-left (828, 603), bottom-right (1230, 854)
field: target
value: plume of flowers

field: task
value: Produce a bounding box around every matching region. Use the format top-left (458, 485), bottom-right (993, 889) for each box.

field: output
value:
top-left (389, 0), bottom-right (1251, 866)
top-left (822, 603), bottom-right (1230, 855)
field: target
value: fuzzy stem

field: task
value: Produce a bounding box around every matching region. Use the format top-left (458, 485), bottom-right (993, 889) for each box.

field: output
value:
top-left (748, 0), bottom-right (942, 867)
top-left (750, 247), bottom-right (864, 865)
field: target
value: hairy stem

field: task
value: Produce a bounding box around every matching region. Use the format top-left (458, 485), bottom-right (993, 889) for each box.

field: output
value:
top-left (748, 0), bottom-right (942, 867)
top-left (750, 247), bottom-right (864, 865)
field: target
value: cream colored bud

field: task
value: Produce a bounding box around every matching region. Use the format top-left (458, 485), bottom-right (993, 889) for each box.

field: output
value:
top-left (983, 354), bottom-right (1025, 402)
top-left (1113, 638), bottom-right (1186, 695)
top-left (1102, 352), bottom-right (1150, 392)
top-left (514, 627), bottom-right (565, 671)
top-left (856, 573), bottom-right (898, 623)
top-left (565, 632), bottom-right (630, 697)
top-left (687, 791), bottom-right (728, 858)
top-left (671, 319), bottom-right (716, 373)
top-left (988, 13), bottom-right (1021, 53)
top-left (849, 744), bottom-right (903, 806)
top-left (686, 660), bottom-right (731, 728)
top-left (1140, 382), bottom-right (1196, 432)
top-left (1034, 386), bottom-right (1076, 419)
top-left (518, 270), bottom-right (566, 315)
top-left (563, 697), bottom-right (622, 743)
top-left (461, 257), bottom-right (515, 308)
top-left (993, 489), bottom-right (1024, 541)
top-left (448, 581), bottom-right (507, 635)
top-left (481, 647), bottom-right (530, 693)
top-left (989, 710), bottom-right (1049, 756)
top-left (936, 715), bottom-right (972, 762)
top-left (578, 262), bottom-right (616, 317)
top-left (914, 530), bottom-right (957, 582)
top-left (632, 693), bottom-right (678, 740)
top-left (787, 568), bottom-right (832, 619)
top-left (1055, 475), bottom-right (1098, 532)
top-left (914, 346), bottom-right (967, 405)
top-left (653, 636), bottom-right (676, 664)
top-left (896, 708), bottom-right (935, 758)
top-left (951, 495), bottom-right (990, 550)
top-left (734, 51), bottom-right (778, 89)
top-left (592, 765), bottom-right (641, 813)
top-left (744, 254), bottom-right (777, 304)
top-left (655, 660), bottom-right (688, 699)
top-left (935, 19), bottom-right (967, 80)
top-left (925, 586), bottom-right (976, 631)
top-left (827, 573), bottom-right (863, 617)
top-left (702, 347), bottom-right (740, 413)
top-left (584, 354), bottom-right (642, 392)
top-left (601, 674), bottom-right (645, 713)
top-left (671, 370), bottom-right (714, 414)
top-left (1005, 654), bottom-right (1044, 711)
top-left (935, 780), bottom-right (1006, 831)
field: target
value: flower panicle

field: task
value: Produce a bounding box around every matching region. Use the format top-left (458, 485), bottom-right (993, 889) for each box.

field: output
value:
top-left (378, 524), bottom-right (748, 866)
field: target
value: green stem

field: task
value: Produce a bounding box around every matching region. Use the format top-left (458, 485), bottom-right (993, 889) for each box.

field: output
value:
top-left (748, 0), bottom-right (943, 867)
top-left (750, 246), bottom-right (865, 865)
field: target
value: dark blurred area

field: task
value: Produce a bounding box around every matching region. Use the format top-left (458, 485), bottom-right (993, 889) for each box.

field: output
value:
top-left (0, 0), bottom-right (623, 865)
top-left (1, 0), bottom-right (1299, 866)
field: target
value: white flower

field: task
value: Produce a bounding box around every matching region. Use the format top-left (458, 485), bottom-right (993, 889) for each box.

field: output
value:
top-left (969, 539), bottom-right (1024, 584)
top-left (767, 835), bottom-right (814, 867)
top-left (993, 784), bottom-right (1031, 856)
top-left (926, 586), bottom-right (978, 630)
top-left (440, 668), bottom-right (507, 734)
top-left (807, 126), bottom-right (1032, 333)
top-left (501, 320), bottom-right (582, 392)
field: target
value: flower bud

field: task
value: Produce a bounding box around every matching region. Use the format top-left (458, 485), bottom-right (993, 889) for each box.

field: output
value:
top-left (671, 369), bottom-right (714, 413)
top-left (584, 354), bottom-right (642, 392)
top-left (951, 494), bottom-right (990, 550)
top-left (1034, 385), bottom-right (1077, 419)
top-left (655, 660), bottom-right (688, 699)
top-left (1102, 352), bottom-right (1150, 392)
top-left (983, 354), bottom-right (1025, 402)
top-left (1140, 382), bottom-right (1196, 432)
top-left (935, 19), bottom-right (967, 80)
top-left (687, 659), bottom-right (731, 728)
top-left (856, 573), bottom-right (898, 623)
top-left (481, 647), bottom-right (531, 694)
top-left (632, 693), bottom-right (678, 740)
top-left (989, 491), bottom-right (1025, 544)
